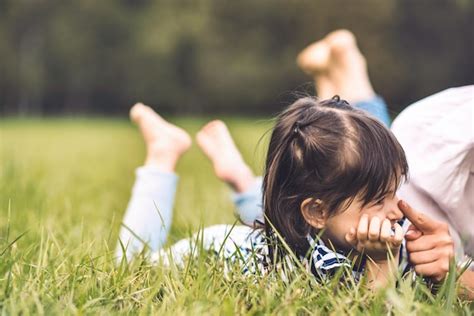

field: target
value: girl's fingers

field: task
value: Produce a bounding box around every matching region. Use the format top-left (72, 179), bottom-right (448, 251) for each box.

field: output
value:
top-left (357, 214), bottom-right (369, 241)
top-left (368, 216), bottom-right (381, 241)
top-left (345, 227), bottom-right (357, 246)
top-left (391, 223), bottom-right (404, 246)
top-left (379, 219), bottom-right (392, 242)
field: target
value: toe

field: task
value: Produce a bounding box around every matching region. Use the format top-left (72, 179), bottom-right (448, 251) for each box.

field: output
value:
top-left (208, 120), bottom-right (224, 131)
top-left (210, 121), bottom-right (227, 135)
top-left (201, 120), bottom-right (226, 135)
top-left (130, 102), bottom-right (146, 122)
top-left (325, 29), bottom-right (356, 48)
top-left (297, 41), bottom-right (330, 75)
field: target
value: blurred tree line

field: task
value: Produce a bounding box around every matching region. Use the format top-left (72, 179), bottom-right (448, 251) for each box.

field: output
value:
top-left (0, 0), bottom-right (473, 116)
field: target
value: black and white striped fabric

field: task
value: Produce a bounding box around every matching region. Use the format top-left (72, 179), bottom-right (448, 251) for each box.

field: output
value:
top-left (151, 223), bottom-right (410, 281)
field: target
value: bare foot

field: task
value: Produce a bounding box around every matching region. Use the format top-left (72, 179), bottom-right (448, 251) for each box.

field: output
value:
top-left (297, 29), bottom-right (375, 103)
top-left (130, 103), bottom-right (192, 172)
top-left (325, 29), bottom-right (375, 103)
top-left (297, 40), bottom-right (330, 76)
top-left (196, 120), bottom-right (255, 193)
top-left (296, 39), bottom-right (335, 99)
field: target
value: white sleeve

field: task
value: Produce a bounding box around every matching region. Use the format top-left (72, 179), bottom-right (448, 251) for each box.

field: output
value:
top-left (391, 85), bottom-right (474, 258)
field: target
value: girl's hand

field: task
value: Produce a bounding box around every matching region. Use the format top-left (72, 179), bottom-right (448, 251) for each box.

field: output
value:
top-left (345, 214), bottom-right (404, 262)
top-left (399, 200), bottom-right (454, 282)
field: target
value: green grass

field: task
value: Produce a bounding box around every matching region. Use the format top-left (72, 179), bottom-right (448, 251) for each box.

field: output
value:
top-left (0, 118), bottom-right (472, 314)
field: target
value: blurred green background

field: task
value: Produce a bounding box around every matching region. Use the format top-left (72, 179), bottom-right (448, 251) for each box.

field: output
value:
top-left (1, 0), bottom-right (473, 117)
top-left (0, 117), bottom-right (270, 251)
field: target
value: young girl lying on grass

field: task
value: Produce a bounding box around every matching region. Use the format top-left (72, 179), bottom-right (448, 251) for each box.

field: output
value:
top-left (116, 96), bottom-right (452, 290)
top-left (116, 30), bottom-right (472, 295)
top-left (117, 30), bottom-right (472, 294)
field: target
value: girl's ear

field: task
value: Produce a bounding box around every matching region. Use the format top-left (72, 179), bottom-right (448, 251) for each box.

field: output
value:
top-left (300, 198), bottom-right (328, 229)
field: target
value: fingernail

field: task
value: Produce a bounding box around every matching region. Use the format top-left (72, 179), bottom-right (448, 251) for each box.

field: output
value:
top-left (400, 200), bottom-right (407, 208)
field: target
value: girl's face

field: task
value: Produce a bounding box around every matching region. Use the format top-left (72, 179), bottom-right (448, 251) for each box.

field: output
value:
top-left (321, 191), bottom-right (404, 252)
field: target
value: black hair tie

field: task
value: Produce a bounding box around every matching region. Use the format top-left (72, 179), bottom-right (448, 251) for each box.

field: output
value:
top-left (331, 95), bottom-right (350, 107)
top-left (293, 121), bottom-right (301, 136)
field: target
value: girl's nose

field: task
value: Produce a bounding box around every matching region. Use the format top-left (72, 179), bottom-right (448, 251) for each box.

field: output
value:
top-left (386, 196), bottom-right (403, 221)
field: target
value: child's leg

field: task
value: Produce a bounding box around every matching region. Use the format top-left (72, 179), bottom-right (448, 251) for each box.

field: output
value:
top-left (118, 167), bottom-right (178, 260)
top-left (195, 31), bottom-right (393, 227)
top-left (196, 120), bottom-right (255, 193)
top-left (297, 29), bottom-right (391, 127)
top-left (196, 120), bottom-right (264, 226)
top-left (116, 103), bottom-right (191, 260)
top-left (152, 224), bottom-right (255, 267)
top-left (231, 177), bottom-right (264, 226)
top-left (352, 96), bottom-right (391, 127)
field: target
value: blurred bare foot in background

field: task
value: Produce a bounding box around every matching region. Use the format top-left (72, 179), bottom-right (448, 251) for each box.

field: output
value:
top-left (297, 29), bottom-right (376, 103)
top-left (296, 37), bottom-right (334, 99)
top-left (130, 103), bottom-right (192, 172)
top-left (196, 120), bottom-right (255, 193)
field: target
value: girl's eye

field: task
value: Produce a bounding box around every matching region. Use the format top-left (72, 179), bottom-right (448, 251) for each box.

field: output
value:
top-left (375, 198), bottom-right (385, 205)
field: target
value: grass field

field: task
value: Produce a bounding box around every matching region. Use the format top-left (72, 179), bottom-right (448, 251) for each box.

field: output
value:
top-left (0, 118), bottom-right (472, 314)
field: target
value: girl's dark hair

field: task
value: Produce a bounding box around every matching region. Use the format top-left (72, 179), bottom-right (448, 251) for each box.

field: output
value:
top-left (263, 96), bottom-right (408, 258)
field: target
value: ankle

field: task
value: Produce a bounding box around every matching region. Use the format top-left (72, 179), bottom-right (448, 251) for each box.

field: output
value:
top-left (314, 75), bottom-right (335, 100)
top-left (227, 166), bottom-right (256, 193)
top-left (144, 155), bottom-right (179, 173)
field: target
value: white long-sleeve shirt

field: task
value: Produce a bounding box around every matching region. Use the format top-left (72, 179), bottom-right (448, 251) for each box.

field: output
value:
top-left (391, 85), bottom-right (474, 262)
